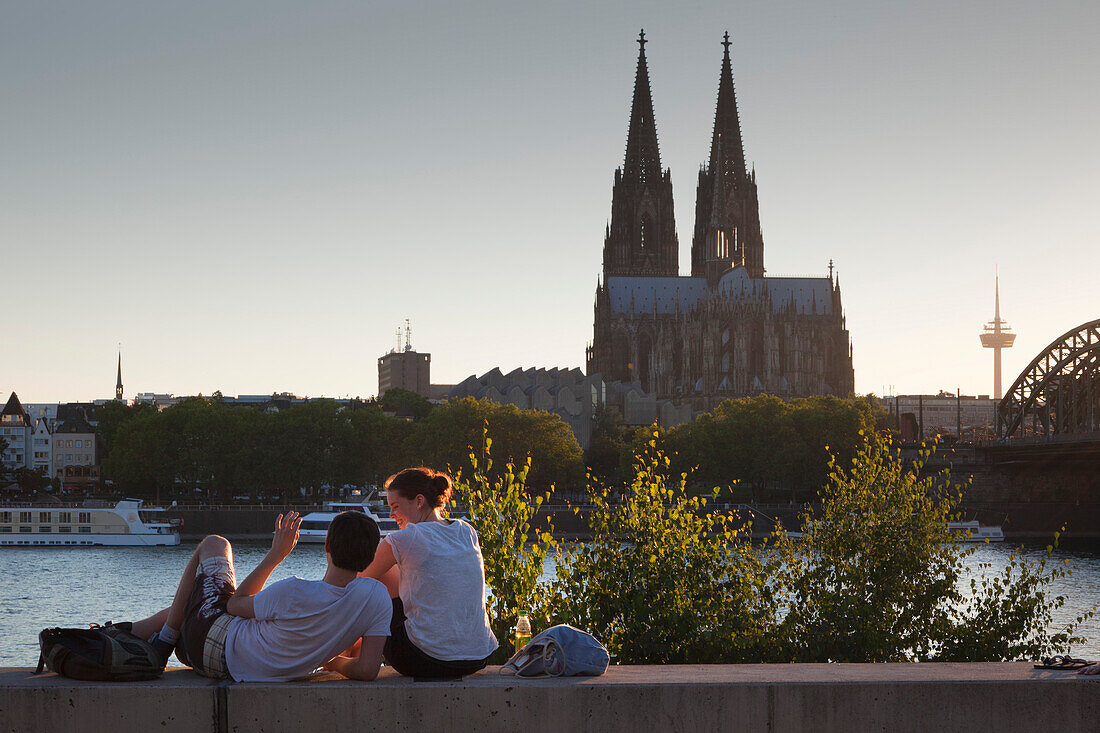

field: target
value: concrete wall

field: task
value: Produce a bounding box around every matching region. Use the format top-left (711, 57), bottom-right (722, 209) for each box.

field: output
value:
top-left (4, 664), bottom-right (1097, 733)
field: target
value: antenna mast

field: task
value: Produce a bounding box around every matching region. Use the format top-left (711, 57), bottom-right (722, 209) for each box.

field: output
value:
top-left (404, 319), bottom-right (412, 352)
top-left (979, 272), bottom-right (1016, 399)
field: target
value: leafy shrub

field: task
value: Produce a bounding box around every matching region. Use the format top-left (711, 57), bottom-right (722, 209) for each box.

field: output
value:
top-left (451, 430), bottom-right (556, 660)
top-left (462, 427), bottom-right (1093, 664)
top-left (544, 431), bottom-right (781, 663)
top-left (775, 434), bottom-right (1093, 662)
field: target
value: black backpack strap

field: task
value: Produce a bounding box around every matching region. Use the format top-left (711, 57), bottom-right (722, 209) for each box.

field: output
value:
top-left (35, 651), bottom-right (45, 675)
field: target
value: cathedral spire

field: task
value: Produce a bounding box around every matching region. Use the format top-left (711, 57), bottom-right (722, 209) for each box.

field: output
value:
top-left (692, 32), bottom-right (762, 278)
top-left (601, 31), bottom-right (679, 278)
top-left (622, 29), bottom-right (662, 186)
top-left (709, 31), bottom-right (747, 181)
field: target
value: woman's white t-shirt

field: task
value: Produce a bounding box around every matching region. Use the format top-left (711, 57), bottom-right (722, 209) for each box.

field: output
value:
top-left (384, 519), bottom-right (498, 661)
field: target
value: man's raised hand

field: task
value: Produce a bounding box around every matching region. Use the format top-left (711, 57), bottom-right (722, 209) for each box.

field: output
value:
top-left (270, 511), bottom-right (301, 561)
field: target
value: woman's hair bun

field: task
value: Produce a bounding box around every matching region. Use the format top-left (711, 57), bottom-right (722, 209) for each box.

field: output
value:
top-left (385, 466), bottom-right (452, 508)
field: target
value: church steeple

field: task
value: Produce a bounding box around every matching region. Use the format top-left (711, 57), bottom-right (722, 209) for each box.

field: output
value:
top-left (709, 32), bottom-right (747, 182)
top-left (692, 31), bottom-right (765, 278)
top-left (622, 30), bottom-right (663, 187)
top-left (601, 30), bottom-right (679, 278)
top-left (115, 350), bottom-right (123, 401)
top-left (703, 135), bottom-right (739, 284)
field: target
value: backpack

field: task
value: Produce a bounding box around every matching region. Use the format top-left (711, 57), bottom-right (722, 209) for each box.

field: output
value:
top-left (501, 624), bottom-right (609, 677)
top-left (35, 623), bottom-right (165, 681)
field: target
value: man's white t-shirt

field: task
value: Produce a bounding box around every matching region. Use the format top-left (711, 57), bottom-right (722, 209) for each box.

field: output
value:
top-left (224, 576), bottom-right (391, 682)
top-left (386, 519), bottom-right (498, 662)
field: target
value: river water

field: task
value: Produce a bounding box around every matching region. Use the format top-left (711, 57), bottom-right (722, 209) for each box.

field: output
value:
top-left (2, 541), bottom-right (1098, 666)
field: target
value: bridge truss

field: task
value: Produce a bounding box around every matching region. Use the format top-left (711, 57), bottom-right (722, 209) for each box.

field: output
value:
top-left (997, 318), bottom-right (1100, 438)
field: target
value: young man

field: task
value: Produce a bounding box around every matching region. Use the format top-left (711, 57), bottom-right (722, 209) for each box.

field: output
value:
top-left (130, 510), bottom-right (391, 682)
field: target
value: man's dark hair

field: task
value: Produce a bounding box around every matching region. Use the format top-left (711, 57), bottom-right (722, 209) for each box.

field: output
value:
top-left (326, 511), bottom-right (380, 572)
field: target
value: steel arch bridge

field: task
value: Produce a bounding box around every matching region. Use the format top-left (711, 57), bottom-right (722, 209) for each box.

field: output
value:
top-left (997, 318), bottom-right (1100, 438)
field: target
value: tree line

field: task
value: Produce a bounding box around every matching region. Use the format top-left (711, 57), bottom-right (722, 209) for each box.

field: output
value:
top-left (95, 391), bottom-right (880, 501)
top-left (587, 393), bottom-right (881, 501)
top-left (98, 393), bottom-right (584, 500)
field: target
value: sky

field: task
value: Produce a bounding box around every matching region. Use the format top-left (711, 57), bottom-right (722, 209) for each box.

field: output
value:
top-left (3, 0), bottom-right (1098, 403)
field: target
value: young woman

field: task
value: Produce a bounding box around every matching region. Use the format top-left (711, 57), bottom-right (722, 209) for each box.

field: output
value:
top-left (361, 467), bottom-right (498, 678)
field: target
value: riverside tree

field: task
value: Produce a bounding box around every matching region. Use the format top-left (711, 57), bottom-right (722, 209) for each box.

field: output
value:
top-left (545, 431), bottom-right (782, 664)
top-left (415, 398), bottom-right (584, 489)
top-left (450, 429), bottom-right (556, 661)
top-left (664, 394), bottom-right (879, 501)
top-left (774, 434), bottom-right (1092, 662)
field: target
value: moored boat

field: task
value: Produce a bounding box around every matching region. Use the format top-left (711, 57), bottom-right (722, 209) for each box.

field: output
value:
top-left (0, 499), bottom-right (181, 547)
top-left (948, 520), bottom-right (1005, 542)
top-left (297, 494), bottom-right (400, 543)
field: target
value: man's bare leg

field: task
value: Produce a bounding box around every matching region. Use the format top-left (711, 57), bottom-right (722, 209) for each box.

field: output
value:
top-left (131, 535), bottom-right (234, 640)
top-left (130, 608), bottom-right (170, 641)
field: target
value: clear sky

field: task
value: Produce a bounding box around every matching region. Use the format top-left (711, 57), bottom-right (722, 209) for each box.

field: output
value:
top-left (3, 0), bottom-right (1097, 403)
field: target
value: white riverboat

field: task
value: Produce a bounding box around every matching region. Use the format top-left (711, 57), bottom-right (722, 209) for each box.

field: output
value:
top-left (948, 520), bottom-right (1005, 543)
top-left (297, 495), bottom-right (400, 543)
top-left (0, 499), bottom-right (181, 547)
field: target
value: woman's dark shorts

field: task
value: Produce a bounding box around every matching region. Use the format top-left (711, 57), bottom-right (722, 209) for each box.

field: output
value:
top-left (384, 598), bottom-right (490, 679)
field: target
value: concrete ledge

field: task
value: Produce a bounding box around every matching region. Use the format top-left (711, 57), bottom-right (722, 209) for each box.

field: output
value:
top-left (3, 664), bottom-right (1098, 732)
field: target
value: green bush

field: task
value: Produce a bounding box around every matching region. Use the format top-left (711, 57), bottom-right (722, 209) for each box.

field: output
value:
top-left (937, 538), bottom-right (1091, 661)
top-left (774, 434), bottom-right (1093, 662)
top-left (544, 431), bottom-right (782, 663)
top-left (458, 427), bottom-right (1093, 665)
top-left (451, 429), bottom-right (556, 661)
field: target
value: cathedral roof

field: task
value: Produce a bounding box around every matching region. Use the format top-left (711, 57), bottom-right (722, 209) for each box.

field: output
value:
top-left (606, 269), bottom-right (835, 316)
top-left (606, 276), bottom-right (708, 315)
top-left (717, 268), bottom-right (834, 315)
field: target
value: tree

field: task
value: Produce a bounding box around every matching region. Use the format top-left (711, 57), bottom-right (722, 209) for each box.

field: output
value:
top-left (379, 389), bottom-right (432, 420)
top-left (584, 406), bottom-right (631, 483)
top-left (451, 430), bottom-right (556, 661)
top-left (346, 406), bottom-right (416, 487)
top-left (545, 431), bottom-right (781, 663)
top-left (415, 398), bottom-right (583, 489)
top-left (14, 467), bottom-right (49, 493)
top-left (0, 436), bottom-right (9, 482)
top-left (94, 401), bottom-right (156, 458)
top-left (665, 394), bottom-right (878, 501)
top-left (774, 434), bottom-right (1092, 662)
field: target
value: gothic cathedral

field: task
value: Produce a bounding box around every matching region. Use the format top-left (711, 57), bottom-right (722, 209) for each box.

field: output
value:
top-left (587, 32), bottom-right (855, 408)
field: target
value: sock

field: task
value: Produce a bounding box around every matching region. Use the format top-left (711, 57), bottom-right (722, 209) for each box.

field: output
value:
top-left (156, 624), bottom-right (180, 645)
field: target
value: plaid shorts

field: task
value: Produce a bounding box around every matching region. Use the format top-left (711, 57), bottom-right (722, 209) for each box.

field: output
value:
top-left (178, 556), bottom-right (237, 679)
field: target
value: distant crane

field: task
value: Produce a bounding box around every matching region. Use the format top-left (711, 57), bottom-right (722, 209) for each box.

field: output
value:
top-left (979, 274), bottom-right (1016, 399)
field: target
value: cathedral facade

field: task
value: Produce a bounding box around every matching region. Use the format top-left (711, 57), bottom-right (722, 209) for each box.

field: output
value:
top-left (587, 32), bottom-right (855, 408)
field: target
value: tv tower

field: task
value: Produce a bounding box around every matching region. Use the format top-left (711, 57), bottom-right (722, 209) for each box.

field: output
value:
top-left (979, 274), bottom-right (1015, 399)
